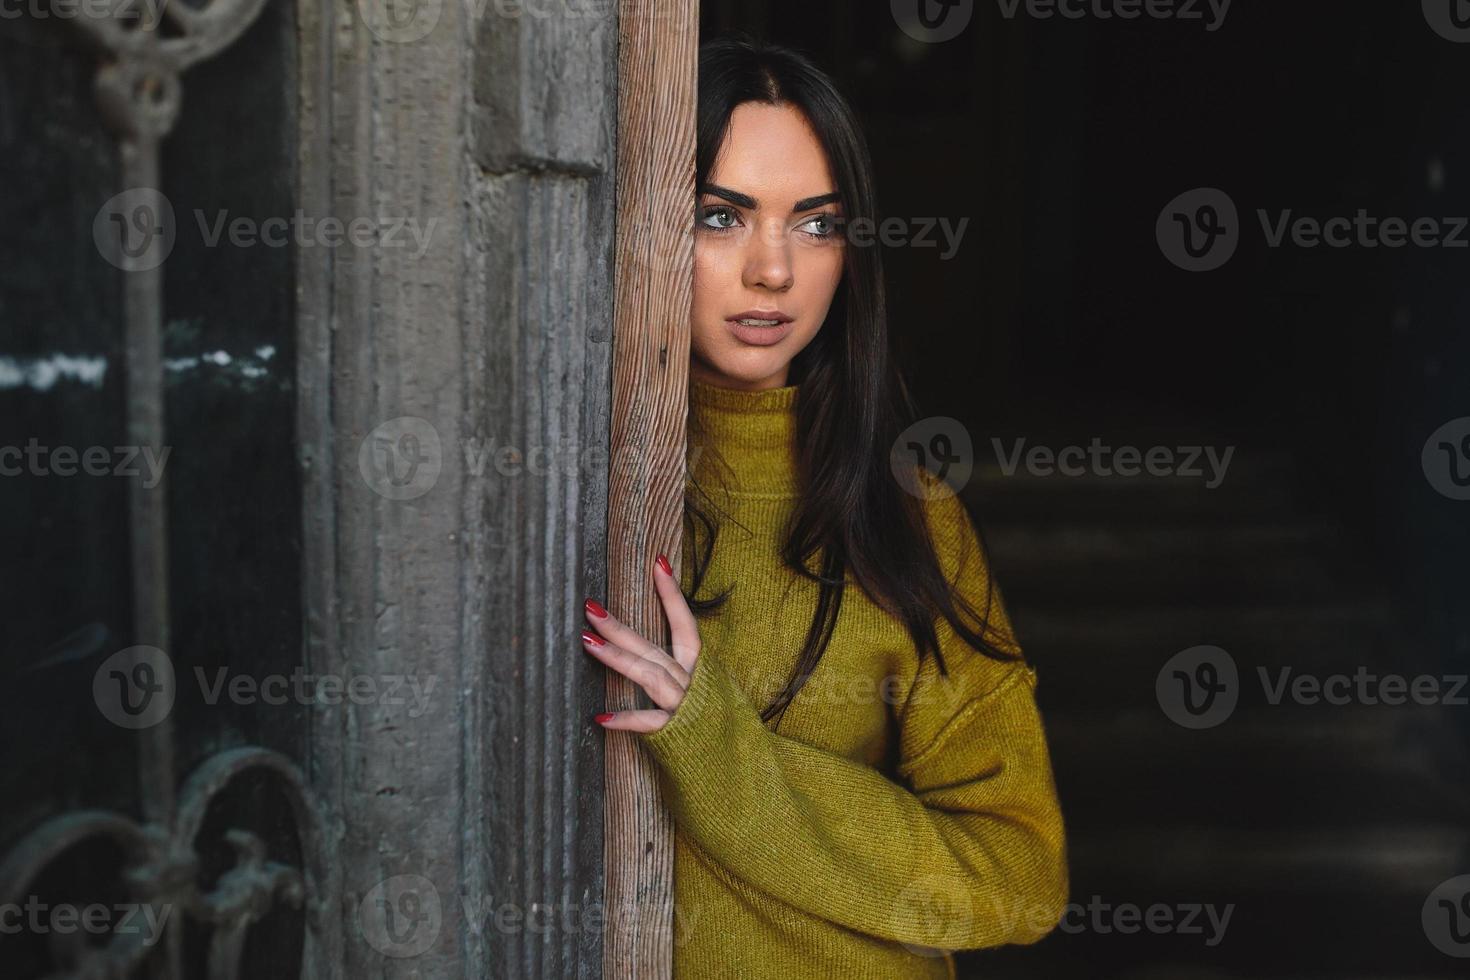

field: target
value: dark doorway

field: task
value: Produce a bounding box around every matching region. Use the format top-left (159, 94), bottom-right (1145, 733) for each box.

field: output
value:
top-left (700, 3), bottom-right (1470, 975)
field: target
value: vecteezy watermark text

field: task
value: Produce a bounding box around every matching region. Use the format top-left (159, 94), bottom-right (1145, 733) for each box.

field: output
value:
top-left (194, 210), bottom-right (438, 257)
top-left (843, 217), bottom-right (970, 260)
top-left (1257, 209), bottom-right (1469, 250)
top-left (0, 897), bottom-right (171, 947)
top-left (1053, 895), bottom-right (1233, 945)
top-left (990, 437), bottom-right (1234, 489)
top-left (0, 440), bottom-right (170, 488)
top-left (0, 0), bottom-right (167, 24)
top-left (893, 0), bottom-right (1230, 44)
top-left (195, 666), bottom-right (438, 718)
top-left (995, 0), bottom-right (1231, 31)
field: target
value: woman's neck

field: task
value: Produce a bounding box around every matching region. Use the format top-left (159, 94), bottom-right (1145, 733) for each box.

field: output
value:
top-left (686, 377), bottom-right (801, 497)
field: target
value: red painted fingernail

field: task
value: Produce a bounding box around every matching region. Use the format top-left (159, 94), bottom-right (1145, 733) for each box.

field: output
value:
top-left (585, 598), bottom-right (609, 618)
top-left (656, 554), bottom-right (672, 577)
top-left (594, 712), bottom-right (614, 724)
top-left (580, 629), bottom-right (605, 647)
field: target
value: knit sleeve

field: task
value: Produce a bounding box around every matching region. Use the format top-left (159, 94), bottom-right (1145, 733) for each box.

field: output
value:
top-left (637, 485), bottom-right (1070, 952)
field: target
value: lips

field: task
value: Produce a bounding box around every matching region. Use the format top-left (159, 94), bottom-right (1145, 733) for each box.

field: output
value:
top-left (725, 311), bottom-right (795, 347)
top-left (727, 309), bottom-right (794, 326)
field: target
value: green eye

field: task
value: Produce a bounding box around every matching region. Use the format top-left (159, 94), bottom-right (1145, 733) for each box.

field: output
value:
top-left (698, 207), bottom-right (738, 230)
top-left (800, 213), bottom-right (842, 237)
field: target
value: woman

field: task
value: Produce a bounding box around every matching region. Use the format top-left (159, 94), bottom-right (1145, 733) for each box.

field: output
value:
top-left (582, 34), bottom-right (1069, 979)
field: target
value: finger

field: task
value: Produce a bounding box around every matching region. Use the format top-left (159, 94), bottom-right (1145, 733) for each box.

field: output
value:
top-left (580, 615), bottom-right (690, 688)
top-left (652, 553), bottom-right (700, 674)
top-left (594, 708), bottom-right (671, 733)
top-left (581, 633), bottom-right (687, 710)
top-left (583, 599), bottom-right (688, 683)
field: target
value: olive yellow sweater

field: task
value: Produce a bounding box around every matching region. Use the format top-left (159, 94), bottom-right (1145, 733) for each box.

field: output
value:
top-left (638, 378), bottom-right (1069, 979)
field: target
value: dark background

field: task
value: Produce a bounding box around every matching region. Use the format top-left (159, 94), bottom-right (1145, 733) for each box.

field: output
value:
top-left (702, 2), bottom-right (1469, 976)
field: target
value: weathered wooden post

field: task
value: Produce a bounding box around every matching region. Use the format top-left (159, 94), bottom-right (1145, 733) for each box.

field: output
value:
top-left (603, 1), bottom-right (699, 976)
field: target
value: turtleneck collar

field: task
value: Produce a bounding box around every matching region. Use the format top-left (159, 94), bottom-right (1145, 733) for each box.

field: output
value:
top-left (686, 377), bottom-right (800, 497)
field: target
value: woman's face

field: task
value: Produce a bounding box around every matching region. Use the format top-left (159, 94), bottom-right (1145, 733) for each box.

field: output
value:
top-left (691, 101), bottom-right (846, 391)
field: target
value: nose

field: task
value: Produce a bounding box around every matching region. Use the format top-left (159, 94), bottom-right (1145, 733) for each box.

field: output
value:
top-left (742, 216), bottom-right (794, 292)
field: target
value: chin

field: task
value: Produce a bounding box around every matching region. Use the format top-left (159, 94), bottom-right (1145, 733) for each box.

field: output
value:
top-left (696, 352), bottom-right (792, 389)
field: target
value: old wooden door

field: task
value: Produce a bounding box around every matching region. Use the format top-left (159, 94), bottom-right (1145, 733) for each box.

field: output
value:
top-left (0, 0), bottom-right (700, 974)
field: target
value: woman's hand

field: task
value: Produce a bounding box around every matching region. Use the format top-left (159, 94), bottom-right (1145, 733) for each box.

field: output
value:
top-left (585, 553), bottom-right (701, 733)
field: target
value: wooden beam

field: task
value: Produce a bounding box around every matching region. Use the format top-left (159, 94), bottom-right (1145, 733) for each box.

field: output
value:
top-left (604, 1), bottom-right (698, 976)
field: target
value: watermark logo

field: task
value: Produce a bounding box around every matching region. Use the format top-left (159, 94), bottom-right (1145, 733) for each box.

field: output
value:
top-left (625, 211), bottom-right (696, 278)
top-left (892, 0), bottom-right (974, 43)
top-left (1422, 417), bottom-right (1470, 500)
top-left (93, 646), bottom-right (176, 730)
top-left (94, 188), bottom-right (176, 272)
top-left (359, 417), bottom-right (443, 501)
top-left (361, 875), bottom-right (442, 958)
top-left (1156, 645), bottom-right (1238, 729)
top-left (1424, 875), bottom-right (1470, 956)
top-left (893, 873), bottom-right (973, 956)
top-left (891, 417), bottom-right (975, 500)
top-left (1423, 0), bottom-right (1470, 42)
top-left (358, 0), bottom-right (442, 42)
top-left (1157, 187), bottom-right (1238, 271)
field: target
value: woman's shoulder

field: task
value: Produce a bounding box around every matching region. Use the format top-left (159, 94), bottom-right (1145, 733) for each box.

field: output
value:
top-left (905, 462), bottom-right (1024, 657)
top-left (905, 464), bottom-right (983, 574)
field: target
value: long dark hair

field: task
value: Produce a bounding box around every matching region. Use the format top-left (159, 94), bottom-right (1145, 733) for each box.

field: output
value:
top-left (684, 34), bottom-right (1019, 728)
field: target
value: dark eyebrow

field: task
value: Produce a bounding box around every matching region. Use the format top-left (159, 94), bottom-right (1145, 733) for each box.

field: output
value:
top-left (698, 183), bottom-right (842, 213)
top-left (698, 183), bottom-right (756, 209)
top-left (793, 192), bottom-right (842, 212)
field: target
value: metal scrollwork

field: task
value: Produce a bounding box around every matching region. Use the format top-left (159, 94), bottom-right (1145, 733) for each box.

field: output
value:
top-left (67, 0), bottom-right (272, 145)
top-left (0, 0), bottom-right (325, 978)
top-left (0, 749), bottom-right (325, 980)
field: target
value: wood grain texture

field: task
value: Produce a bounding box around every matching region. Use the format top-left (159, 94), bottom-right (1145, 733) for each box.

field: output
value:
top-left (604, 1), bottom-right (698, 977)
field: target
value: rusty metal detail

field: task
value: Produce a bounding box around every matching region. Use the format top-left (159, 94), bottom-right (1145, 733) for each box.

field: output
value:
top-left (0, 1), bottom-right (324, 978)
